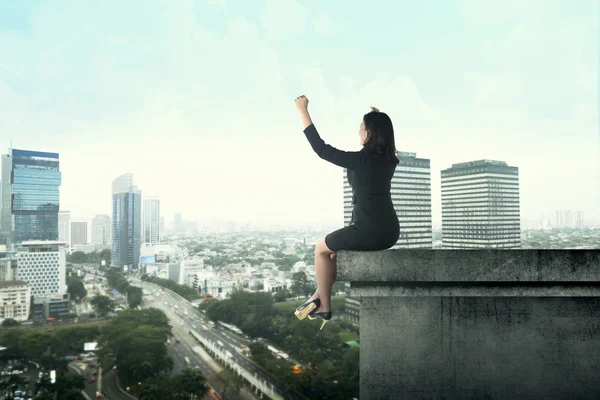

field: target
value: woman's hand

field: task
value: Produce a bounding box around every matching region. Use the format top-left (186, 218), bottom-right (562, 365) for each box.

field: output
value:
top-left (295, 95), bottom-right (309, 111)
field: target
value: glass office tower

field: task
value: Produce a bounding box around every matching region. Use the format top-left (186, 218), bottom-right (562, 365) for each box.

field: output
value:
top-left (0, 149), bottom-right (61, 247)
top-left (111, 173), bottom-right (142, 269)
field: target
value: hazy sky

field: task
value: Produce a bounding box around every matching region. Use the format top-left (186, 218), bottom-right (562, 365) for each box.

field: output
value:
top-left (0, 0), bottom-right (598, 229)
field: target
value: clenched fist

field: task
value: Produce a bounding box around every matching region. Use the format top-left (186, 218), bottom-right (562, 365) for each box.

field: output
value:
top-left (295, 95), bottom-right (309, 111)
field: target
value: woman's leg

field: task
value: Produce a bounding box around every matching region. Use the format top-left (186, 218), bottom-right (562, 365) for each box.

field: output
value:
top-left (313, 238), bottom-right (336, 312)
top-left (309, 253), bottom-right (336, 301)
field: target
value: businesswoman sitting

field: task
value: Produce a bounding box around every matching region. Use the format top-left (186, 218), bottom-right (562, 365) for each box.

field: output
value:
top-left (293, 95), bottom-right (400, 330)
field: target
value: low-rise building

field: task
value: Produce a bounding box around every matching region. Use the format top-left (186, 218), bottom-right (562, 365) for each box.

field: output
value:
top-left (0, 280), bottom-right (31, 322)
top-left (33, 293), bottom-right (70, 319)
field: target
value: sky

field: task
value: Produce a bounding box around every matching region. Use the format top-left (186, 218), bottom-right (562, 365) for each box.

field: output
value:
top-left (0, 0), bottom-right (598, 229)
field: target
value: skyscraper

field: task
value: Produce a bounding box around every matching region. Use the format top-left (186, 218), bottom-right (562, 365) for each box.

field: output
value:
top-left (112, 173), bottom-right (142, 269)
top-left (0, 149), bottom-right (61, 247)
top-left (143, 196), bottom-right (160, 245)
top-left (91, 215), bottom-right (111, 249)
top-left (58, 210), bottom-right (71, 249)
top-left (441, 159), bottom-right (520, 249)
top-left (71, 221), bottom-right (88, 246)
top-left (174, 213), bottom-right (184, 233)
top-left (159, 216), bottom-right (165, 237)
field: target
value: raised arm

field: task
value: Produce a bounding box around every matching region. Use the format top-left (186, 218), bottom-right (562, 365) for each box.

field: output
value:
top-left (295, 95), bottom-right (365, 170)
top-left (303, 124), bottom-right (365, 170)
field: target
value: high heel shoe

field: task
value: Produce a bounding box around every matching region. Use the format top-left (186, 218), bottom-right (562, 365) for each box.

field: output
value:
top-left (308, 311), bottom-right (332, 330)
top-left (294, 298), bottom-right (320, 320)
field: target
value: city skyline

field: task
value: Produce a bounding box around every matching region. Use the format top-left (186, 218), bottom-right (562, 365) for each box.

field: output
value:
top-left (0, 1), bottom-right (597, 227)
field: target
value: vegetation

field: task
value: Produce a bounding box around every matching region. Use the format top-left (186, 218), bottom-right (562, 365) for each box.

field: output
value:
top-left (105, 270), bottom-right (143, 308)
top-left (1, 318), bottom-right (19, 327)
top-left (90, 295), bottom-right (115, 317)
top-left (66, 249), bottom-right (111, 266)
top-left (201, 290), bottom-right (359, 399)
top-left (141, 275), bottom-right (202, 301)
top-left (0, 309), bottom-right (209, 400)
top-left (66, 275), bottom-right (88, 301)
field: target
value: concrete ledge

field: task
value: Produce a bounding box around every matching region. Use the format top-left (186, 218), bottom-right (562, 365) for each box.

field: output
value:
top-left (337, 249), bottom-right (600, 282)
top-left (337, 249), bottom-right (600, 400)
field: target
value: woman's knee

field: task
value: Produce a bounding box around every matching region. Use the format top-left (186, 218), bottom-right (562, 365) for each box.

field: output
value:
top-left (315, 237), bottom-right (333, 255)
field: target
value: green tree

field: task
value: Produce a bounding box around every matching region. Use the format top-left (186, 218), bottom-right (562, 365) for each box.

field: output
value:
top-left (290, 272), bottom-right (316, 297)
top-left (100, 308), bottom-right (173, 386)
top-left (1, 318), bottom-right (19, 327)
top-left (90, 295), bottom-right (115, 317)
top-left (273, 288), bottom-right (291, 302)
top-left (68, 251), bottom-right (87, 264)
top-left (214, 368), bottom-right (243, 400)
top-left (54, 374), bottom-right (85, 399)
top-left (134, 376), bottom-right (166, 400)
top-left (167, 368), bottom-right (209, 399)
top-left (67, 276), bottom-right (88, 300)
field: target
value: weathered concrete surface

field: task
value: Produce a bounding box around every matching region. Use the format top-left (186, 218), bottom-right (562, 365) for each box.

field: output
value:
top-left (337, 250), bottom-right (600, 400)
top-left (337, 249), bottom-right (600, 282)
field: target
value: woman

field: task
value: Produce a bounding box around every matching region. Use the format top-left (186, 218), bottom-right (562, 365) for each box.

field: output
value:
top-left (293, 95), bottom-right (400, 330)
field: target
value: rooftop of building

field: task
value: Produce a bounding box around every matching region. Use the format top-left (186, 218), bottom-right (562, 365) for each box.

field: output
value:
top-left (20, 240), bottom-right (67, 246)
top-left (0, 280), bottom-right (28, 288)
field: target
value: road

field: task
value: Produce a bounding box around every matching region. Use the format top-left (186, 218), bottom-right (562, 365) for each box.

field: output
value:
top-left (137, 278), bottom-right (299, 400)
top-left (143, 291), bottom-right (260, 400)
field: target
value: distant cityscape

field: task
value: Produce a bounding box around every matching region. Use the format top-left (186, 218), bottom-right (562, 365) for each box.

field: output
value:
top-left (0, 146), bottom-right (597, 400)
top-left (0, 147), bottom-right (596, 317)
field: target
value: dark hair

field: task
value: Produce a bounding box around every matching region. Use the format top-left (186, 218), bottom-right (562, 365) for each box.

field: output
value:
top-left (362, 111), bottom-right (399, 164)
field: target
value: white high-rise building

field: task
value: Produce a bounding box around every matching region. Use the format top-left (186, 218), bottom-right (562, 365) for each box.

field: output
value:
top-left (91, 215), bottom-right (111, 249)
top-left (16, 240), bottom-right (67, 296)
top-left (441, 159), bottom-right (520, 249)
top-left (71, 221), bottom-right (88, 246)
top-left (58, 211), bottom-right (71, 249)
top-left (143, 197), bottom-right (160, 245)
top-left (342, 151), bottom-right (432, 249)
top-left (576, 210), bottom-right (585, 229)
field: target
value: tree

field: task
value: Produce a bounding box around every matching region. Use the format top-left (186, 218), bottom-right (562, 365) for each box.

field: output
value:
top-left (214, 369), bottom-right (243, 400)
top-left (290, 272), bottom-right (316, 298)
top-left (167, 368), bottom-right (209, 399)
top-left (68, 251), bottom-right (87, 264)
top-left (67, 276), bottom-right (88, 300)
top-left (100, 308), bottom-right (173, 386)
top-left (1, 318), bottom-right (19, 327)
top-left (273, 288), bottom-right (291, 302)
top-left (90, 295), bottom-right (115, 317)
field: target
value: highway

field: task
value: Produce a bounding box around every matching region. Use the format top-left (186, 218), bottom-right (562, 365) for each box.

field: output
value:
top-left (137, 278), bottom-right (297, 400)
top-left (140, 283), bottom-right (261, 400)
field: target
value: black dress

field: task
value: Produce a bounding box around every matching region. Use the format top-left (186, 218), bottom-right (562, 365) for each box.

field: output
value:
top-left (303, 123), bottom-right (400, 251)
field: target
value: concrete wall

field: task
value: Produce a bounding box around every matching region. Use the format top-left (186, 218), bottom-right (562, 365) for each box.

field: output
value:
top-left (337, 249), bottom-right (600, 400)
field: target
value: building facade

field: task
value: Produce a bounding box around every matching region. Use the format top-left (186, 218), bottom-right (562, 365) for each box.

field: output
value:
top-left (0, 280), bottom-right (31, 322)
top-left (16, 240), bottom-right (67, 296)
top-left (91, 214), bottom-right (111, 249)
top-left (71, 221), bottom-right (88, 246)
top-left (0, 246), bottom-right (17, 281)
top-left (174, 213), bottom-right (184, 233)
top-left (33, 293), bottom-right (70, 319)
top-left (441, 159), bottom-right (521, 249)
top-left (143, 197), bottom-right (160, 245)
top-left (112, 174), bottom-right (142, 269)
top-left (58, 210), bottom-right (71, 249)
top-left (0, 149), bottom-right (61, 247)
